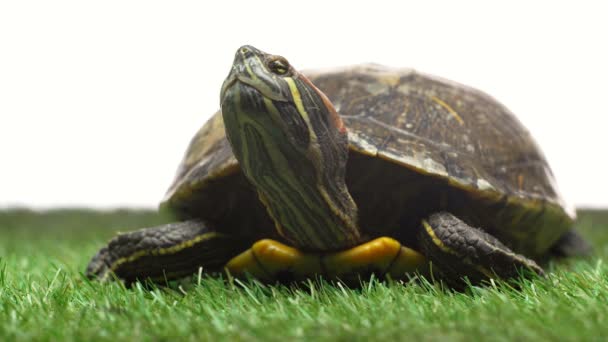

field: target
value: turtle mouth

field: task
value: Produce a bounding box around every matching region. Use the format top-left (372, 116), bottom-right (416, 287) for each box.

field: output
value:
top-left (220, 78), bottom-right (262, 109)
top-left (220, 75), bottom-right (239, 103)
top-left (221, 74), bottom-right (289, 107)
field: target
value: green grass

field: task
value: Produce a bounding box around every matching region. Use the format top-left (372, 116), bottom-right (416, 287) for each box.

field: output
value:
top-left (1, 209), bottom-right (607, 341)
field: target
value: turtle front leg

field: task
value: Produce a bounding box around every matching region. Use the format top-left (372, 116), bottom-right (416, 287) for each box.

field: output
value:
top-left (86, 220), bottom-right (252, 284)
top-left (418, 212), bottom-right (544, 287)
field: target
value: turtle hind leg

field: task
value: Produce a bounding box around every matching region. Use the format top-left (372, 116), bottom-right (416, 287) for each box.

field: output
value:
top-left (86, 220), bottom-right (252, 284)
top-left (549, 229), bottom-right (592, 257)
top-left (418, 211), bottom-right (543, 287)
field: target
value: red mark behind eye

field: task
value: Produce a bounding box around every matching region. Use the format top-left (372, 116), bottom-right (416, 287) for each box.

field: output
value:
top-left (298, 74), bottom-right (347, 134)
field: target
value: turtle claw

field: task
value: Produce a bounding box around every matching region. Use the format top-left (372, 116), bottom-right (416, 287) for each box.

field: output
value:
top-left (86, 246), bottom-right (113, 280)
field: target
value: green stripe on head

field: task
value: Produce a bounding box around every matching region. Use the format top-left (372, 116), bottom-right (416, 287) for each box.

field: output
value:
top-left (220, 45), bottom-right (362, 251)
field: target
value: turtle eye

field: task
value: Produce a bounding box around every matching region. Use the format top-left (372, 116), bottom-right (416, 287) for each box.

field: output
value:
top-left (267, 57), bottom-right (290, 75)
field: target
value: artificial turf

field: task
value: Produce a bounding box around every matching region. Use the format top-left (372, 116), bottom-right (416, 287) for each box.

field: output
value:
top-left (0, 208), bottom-right (607, 341)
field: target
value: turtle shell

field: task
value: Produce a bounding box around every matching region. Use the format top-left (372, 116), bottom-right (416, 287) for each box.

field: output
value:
top-left (162, 65), bottom-right (574, 258)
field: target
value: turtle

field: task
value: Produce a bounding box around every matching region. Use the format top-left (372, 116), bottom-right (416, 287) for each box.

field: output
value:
top-left (86, 45), bottom-right (590, 287)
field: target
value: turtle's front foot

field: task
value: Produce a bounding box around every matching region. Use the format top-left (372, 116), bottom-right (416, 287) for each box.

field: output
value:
top-left (86, 220), bottom-right (252, 284)
top-left (418, 212), bottom-right (544, 287)
top-left (226, 237), bottom-right (427, 283)
top-left (86, 246), bottom-right (112, 280)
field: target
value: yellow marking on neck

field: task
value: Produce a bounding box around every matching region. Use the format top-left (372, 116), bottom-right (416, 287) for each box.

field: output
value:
top-left (251, 96), bottom-right (327, 248)
top-left (285, 77), bottom-right (317, 145)
top-left (318, 185), bottom-right (359, 240)
top-left (285, 77), bottom-right (360, 239)
top-left (430, 96), bottom-right (464, 125)
top-left (102, 232), bottom-right (223, 281)
top-left (256, 190), bottom-right (285, 238)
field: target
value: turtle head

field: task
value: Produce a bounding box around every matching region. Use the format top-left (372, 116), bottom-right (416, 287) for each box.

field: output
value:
top-left (220, 45), bottom-right (361, 251)
top-left (220, 45), bottom-right (293, 104)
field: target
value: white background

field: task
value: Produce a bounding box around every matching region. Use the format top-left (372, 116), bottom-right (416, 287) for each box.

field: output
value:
top-left (1, 1), bottom-right (607, 209)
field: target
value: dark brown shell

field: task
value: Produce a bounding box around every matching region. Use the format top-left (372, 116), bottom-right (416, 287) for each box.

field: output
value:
top-left (162, 65), bottom-right (574, 257)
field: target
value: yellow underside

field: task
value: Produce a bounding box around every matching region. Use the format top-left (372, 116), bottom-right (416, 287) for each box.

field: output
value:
top-left (225, 237), bottom-right (427, 281)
